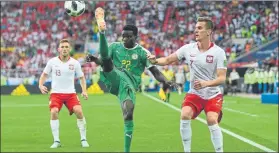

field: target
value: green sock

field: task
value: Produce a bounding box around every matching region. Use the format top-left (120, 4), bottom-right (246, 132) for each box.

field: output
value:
top-left (99, 33), bottom-right (109, 59)
top-left (124, 120), bottom-right (134, 152)
top-left (166, 93), bottom-right (170, 102)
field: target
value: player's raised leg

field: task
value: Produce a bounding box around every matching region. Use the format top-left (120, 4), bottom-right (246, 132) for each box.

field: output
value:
top-left (95, 7), bottom-right (113, 72)
top-left (121, 99), bottom-right (135, 152)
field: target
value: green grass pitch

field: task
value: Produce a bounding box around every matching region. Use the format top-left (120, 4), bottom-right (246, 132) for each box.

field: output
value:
top-left (1, 92), bottom-right (278, 152)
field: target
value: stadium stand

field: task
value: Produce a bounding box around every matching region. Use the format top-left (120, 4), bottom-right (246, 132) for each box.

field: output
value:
top-left (1, 1), bottom-right (278, 94)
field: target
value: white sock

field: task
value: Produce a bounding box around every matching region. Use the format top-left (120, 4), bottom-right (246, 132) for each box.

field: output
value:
top-left (178, 87), bottom-right (181, 95)
top-left (50, 120), bottom-right (60, 142)
top-left (208, 124), bottom-right (223, 152)
top-left (77, 117), bottom-right (87, 141)
top-left (180, 120), bottom-right (191, 152)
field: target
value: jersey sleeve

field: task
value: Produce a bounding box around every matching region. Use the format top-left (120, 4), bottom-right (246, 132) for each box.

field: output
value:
top-left (108, 42), bottom-right (116, 59)
top-left (175, 45), bottom-right (188, 61)
top-left (43, 59), bottom-right (53, 75)
top-left (142, 47), bottom-right (154, 68)
top-left (75, 61), bottom-right (84, 78)
top-left (217, 49), bottom-right (227, 69)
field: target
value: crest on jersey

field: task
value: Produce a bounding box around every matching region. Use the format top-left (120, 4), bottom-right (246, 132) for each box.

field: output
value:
top-left (69, 64), bottom-right (74, 70)
top-left (132, 54), bottom-right (138, 60)
top-left (206, 55), bottom-right (213, 63)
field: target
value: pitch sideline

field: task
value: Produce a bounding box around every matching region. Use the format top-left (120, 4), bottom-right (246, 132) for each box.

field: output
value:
top-left (142, 92), bottom-right (275, 152)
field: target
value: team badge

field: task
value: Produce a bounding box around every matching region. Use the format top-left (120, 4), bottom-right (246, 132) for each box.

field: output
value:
top-left (206, 55), bottom-right (213, 63)
top-left (69, 64), bottom-right (74, 70)
top-left (132, 54), bottom-right (138, 60)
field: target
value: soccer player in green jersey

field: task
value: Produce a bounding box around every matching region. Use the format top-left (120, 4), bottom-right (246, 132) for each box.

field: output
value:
top-left (86, 7), bottom-right (177, 152)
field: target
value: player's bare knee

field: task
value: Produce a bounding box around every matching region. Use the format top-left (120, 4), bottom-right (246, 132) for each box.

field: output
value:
top-left (122, 100), bottom-right (134, 121)
top-left (181, 106), bottom-right (193, 120)
top-left (73, 105), bottom-right (83, 119)
top-left (50, 108), bottom-right (59, 119)
top-left (206, 115), bottom-right (218, 125)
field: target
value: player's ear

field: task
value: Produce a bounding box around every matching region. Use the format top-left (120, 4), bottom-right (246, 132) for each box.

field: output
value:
top-left (134, 35), bottom-right (138, 41)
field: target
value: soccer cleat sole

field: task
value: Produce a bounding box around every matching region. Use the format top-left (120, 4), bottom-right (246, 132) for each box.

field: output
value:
top-left (95, 7), bottom-right (106, 31)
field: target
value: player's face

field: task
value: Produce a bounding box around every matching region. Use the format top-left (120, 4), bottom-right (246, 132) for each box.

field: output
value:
top-left (194, 22), bottom-right (211, 41)
top-left (122, 30), bottom-right (136, 48)
top-left (59, 42), bottom-right (71, 57)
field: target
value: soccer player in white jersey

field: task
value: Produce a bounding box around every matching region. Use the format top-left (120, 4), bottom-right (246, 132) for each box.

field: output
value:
top-left (147, 17), bottom-right (227, 152)
top-left (39, 39), bottom-right (89, 148)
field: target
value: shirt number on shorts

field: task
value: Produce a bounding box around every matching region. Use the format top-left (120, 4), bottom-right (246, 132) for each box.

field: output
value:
top-left (56, 70), bottom-right (61, 76)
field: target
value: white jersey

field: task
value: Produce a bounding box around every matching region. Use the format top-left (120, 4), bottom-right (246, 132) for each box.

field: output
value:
top-left (43, 57), bottom-right (84, 93)
top-left (176, 42), bottom-right (227, 99)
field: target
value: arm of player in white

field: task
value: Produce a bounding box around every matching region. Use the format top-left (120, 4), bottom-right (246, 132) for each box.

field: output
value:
top-left (76, 62), bottom-right (88, 100)
top-left (39, 73), bottom-right (49, 94)
top-left (147, 52), bottom-right (179, 66)
top-left (39, 60), bottom-right (52, 94)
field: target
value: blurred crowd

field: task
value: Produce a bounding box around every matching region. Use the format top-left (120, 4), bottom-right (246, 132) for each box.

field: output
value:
top-left (1, 1), bottom-right (278, 92)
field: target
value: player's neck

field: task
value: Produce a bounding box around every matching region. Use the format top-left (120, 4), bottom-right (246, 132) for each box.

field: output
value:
top-left (197, 39), bottom-right (213, 52)
top-left (59, 55), bottom-right (70, 62)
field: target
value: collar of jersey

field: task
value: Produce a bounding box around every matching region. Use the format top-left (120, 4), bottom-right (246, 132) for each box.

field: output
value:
top-left (122, 43), bottom-right (139, 50)
top-left (58, 56), bottom-right (71, 62)
top-left (196, 42), bottom-right (214, 52)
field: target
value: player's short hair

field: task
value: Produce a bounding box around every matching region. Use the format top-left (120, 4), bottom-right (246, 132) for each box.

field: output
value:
top-left (59, 39), bottom-right (72, 46)
top-left (197, 17), bottom-right (214, 30)
top-left (123, 25), bottom-right (138, 36)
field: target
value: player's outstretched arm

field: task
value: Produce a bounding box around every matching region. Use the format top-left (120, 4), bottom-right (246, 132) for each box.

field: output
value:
top-left (147, 52), bottom-right (179, 66)
top-left (149, 66), bottom-right (179, 89)
top-left (38, 73), bottom-right (49, 94)
top-left (86, 54), bottom-right (103, 66)
top-left (79, 76), bottom-right (88, 100)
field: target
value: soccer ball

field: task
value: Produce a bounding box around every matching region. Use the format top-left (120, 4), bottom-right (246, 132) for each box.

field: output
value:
top-left (64, 1), bottom-right (85, 17)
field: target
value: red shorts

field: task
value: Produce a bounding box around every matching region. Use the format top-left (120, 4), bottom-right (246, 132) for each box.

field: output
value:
top-left (182, 93), bottom-right (223, 120)
top-left (49, 93), bottom-right (81, 115)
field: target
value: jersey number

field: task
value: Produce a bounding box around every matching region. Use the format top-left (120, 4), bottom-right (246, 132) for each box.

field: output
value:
top-left (56, 70), bottom-right (61, 76)
top-left (122, 60), bottom-right (131, 70)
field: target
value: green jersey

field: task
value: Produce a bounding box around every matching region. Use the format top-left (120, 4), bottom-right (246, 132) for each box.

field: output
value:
top-left (104, 42), bottom-right (152, 89)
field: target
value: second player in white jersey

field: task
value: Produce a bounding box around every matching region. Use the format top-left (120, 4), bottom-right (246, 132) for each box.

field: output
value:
top-left (176, 42), bottom-right (227, 99)
top-left (43, 57), bottom-right (84, 93)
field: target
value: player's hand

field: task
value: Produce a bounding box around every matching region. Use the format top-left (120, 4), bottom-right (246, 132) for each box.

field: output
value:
top-left (39, 85), bottom-right (48, 94)
top-left (81, 92), bottom-right (88, 100)
top-left (194, 80), bottom-right (208, 90)
top-left (86, 54), bottom-right (98, 63)
top-left (146, 54), bottom-right (158, 64)
top-left (164, 81), bottom-right (179, 90)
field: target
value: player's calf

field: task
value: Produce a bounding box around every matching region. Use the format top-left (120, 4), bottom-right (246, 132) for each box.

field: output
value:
top-left (122, 100), bottom-right (134, 152)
